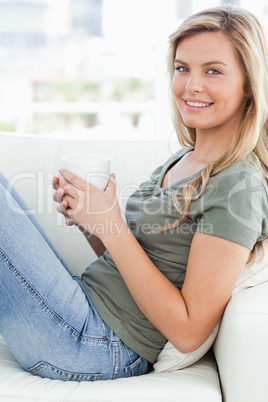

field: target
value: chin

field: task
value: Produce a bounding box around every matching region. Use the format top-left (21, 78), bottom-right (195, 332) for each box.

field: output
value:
top-left (181, 116), bottom-right (212, 131)
top-left (182, 119), bottom-right (202, 130)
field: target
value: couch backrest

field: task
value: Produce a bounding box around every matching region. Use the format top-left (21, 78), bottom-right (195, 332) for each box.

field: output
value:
top-left (0, 132), bottom-right (178, 274)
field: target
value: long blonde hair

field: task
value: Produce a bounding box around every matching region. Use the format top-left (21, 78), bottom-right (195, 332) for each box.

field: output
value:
top-left (166, 6), bottom-right (268, 262)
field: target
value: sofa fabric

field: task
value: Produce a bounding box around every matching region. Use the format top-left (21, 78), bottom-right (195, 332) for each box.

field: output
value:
top-left (0, 335), bottom-right (221, 402)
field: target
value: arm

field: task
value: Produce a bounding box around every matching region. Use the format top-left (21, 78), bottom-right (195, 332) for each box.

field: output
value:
top-left (58, 169), bottom-right (250, 352)
top-left (103, 226), bottom-right (249, 352)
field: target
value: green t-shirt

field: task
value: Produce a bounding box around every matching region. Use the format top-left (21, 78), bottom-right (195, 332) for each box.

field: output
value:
top-left (81, 147), bottom-right (268, 363)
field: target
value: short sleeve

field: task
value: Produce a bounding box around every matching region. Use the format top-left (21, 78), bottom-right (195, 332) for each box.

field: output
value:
top-left (194, 167), bottom-right (268, 250)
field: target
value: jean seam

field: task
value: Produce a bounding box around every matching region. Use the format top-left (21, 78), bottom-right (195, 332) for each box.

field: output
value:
top-left (111, 342), bottom-right (120, 380)
top-left (28, 361), bottom-right (102, 381)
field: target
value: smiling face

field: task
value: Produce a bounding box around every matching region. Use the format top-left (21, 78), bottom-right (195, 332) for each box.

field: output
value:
top-left (172, 31), bottom-right (248, 141)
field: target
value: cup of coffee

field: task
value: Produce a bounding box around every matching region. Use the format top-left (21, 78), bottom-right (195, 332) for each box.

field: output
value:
top-left (61, 153), bottom-right (111, 190)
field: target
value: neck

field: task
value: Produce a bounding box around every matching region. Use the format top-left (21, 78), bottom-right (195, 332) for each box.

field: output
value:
top-left (190, 130), bottom-right (233, 165)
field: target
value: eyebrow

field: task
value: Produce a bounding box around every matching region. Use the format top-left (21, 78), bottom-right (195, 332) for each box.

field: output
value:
top-left (174, 59), bottom-right (228, 67)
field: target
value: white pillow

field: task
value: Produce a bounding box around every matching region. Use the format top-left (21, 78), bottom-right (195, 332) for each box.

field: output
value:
top-left (154, 239), bottom-right (268, 372)
top-left (154, 322), bottom-right (220, 372)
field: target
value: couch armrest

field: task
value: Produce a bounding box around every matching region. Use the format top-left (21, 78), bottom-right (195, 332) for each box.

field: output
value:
top-left (213, 281), bottom-right (268, 402)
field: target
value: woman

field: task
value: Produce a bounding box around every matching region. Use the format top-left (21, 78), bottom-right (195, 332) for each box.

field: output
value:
top-left (0, 6), bottom-right (267, 381)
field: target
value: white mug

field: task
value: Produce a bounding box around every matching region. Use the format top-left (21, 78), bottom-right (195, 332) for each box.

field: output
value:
top-left (61, 153), bottom-right (111, 190)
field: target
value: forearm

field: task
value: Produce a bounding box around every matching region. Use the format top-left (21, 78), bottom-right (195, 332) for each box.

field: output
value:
top-left (102, 220), bottom-right (192, 351)
top-left (80, 228), bottom-right (106, 257)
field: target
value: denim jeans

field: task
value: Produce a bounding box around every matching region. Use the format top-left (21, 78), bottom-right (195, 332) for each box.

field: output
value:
top-left (0, 172), bottom-right (148, 381)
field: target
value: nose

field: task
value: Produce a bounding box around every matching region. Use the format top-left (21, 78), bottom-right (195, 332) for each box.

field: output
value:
top-left (185, 73), bottom-right (204, 93)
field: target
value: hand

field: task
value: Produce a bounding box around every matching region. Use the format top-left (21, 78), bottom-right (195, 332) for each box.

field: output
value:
top-left (53, 175), bottom-right (77, 227)
top-left (58, 169), bottom-right (124, 242)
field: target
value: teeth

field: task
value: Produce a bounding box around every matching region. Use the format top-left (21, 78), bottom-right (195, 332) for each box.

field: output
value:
top-left (186, 101), bottom-right (211, 107)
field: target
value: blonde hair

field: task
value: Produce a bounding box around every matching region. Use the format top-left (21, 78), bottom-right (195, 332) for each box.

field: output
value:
top-left (166, 6), bottom-right (268, 262)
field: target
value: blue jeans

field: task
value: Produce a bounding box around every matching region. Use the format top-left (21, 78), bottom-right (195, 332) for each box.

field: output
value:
top-left (0, 172), bottom-right (148, 381)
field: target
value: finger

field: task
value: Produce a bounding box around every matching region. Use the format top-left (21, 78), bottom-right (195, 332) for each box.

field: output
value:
top-left (56, 199), bottom-right (69, 214)
top-left (62, 183), bottom-right (88, 200)
top-left (58, 168), bottom-right (87, 191)
top-left (62, 193), bottom-right (81, 211)
top-left (55, 201), bottom-right (76, 226)
top-left (53, 187), bottom-right (65, 203)
top-left (65, 217), bottom-right (77, 226)
top-left (58, 174), bottom-right (69, 188)
top-left (52, 176), bottom-right (60, 190)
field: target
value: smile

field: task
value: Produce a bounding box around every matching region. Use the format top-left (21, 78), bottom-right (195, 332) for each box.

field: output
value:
top-left (185, 101), bottom-right (213, 108)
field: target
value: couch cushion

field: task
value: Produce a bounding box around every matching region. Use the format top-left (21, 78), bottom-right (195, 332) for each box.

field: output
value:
top-left (0, 336), bottom-right (221, 402)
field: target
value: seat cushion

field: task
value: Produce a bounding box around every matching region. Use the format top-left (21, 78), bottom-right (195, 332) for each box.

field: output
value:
top-left (0, 336), bottom-right (222, 402)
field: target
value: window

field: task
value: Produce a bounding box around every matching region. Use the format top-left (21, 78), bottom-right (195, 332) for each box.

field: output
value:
top-left (0, 0), bottom-right (267, 139)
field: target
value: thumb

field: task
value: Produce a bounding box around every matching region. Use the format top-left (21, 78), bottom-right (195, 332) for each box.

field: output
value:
top-left (106, 173), bottom-right (117, 193)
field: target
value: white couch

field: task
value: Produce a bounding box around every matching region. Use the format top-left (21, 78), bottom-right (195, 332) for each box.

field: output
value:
top-left (0, 131), bottom-right (268, 402)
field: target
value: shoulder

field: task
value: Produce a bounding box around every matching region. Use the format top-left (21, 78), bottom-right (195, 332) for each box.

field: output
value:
top-left (207, 157), bottom-right (267, 198)
top-left (193, 157), bottom-right (268, 250)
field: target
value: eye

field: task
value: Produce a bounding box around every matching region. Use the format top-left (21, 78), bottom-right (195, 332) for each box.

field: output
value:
top-left (207, 69), bottom-right (221, 75)
top-left (175, 66), bottom-right (189, 72)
